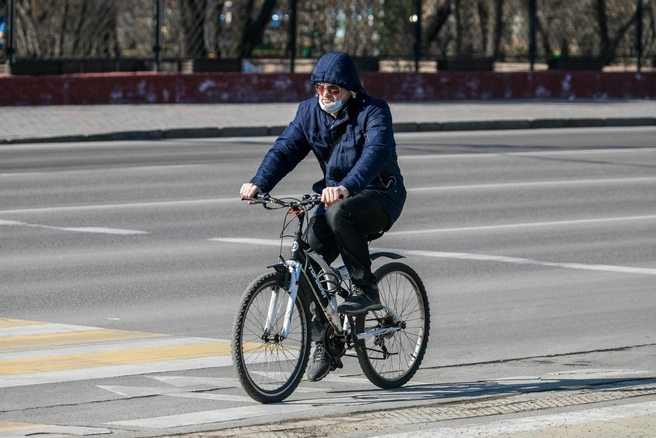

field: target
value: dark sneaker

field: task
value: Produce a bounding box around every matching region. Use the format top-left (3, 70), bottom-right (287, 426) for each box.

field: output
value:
top-left (337, 284), bottom-right (383, 315)
top-left (306, 342), bottom-right (331, 382)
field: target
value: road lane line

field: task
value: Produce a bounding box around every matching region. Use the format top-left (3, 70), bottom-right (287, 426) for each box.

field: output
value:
top-left (407, 176), bottom-right (656, 192)
top-left (1, 175), bottom-right (654, 215)
top-left (210, 237), bottom-right (656, 276)
top-left (0, 198), bottom-right (239, 214)
top-left (106, 404), bottom-right (315, 428)
top-left (399, 145), bottom-right (656, 160)
top-left (386, 214), bottom-right (656, 235)
top-left (0, 219), bottom-right (148, 235)
top-left (377, 247), bottom-right (656, 276)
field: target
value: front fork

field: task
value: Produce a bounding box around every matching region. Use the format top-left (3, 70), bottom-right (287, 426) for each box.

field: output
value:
top-left (265, 260), bottom-right (403, 343)
top-left (264, 260), bottom-right (301, 340)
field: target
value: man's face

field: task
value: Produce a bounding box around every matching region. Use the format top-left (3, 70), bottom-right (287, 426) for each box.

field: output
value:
top-left (315, 83), bottom-right (350, 105)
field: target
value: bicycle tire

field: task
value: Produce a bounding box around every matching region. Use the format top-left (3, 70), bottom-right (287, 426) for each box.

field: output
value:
top-left (354, 262), bottom-right (430, 388)
top-left (232, 272), bottom-right (311, 403)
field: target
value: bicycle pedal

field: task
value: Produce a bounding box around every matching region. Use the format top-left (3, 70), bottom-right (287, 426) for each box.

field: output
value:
top-left (330, 357), bottom-right (343, 371)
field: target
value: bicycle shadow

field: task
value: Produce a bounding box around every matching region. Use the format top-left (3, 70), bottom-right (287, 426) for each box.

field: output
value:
top-left (289, 373), bottom-right (656, 407)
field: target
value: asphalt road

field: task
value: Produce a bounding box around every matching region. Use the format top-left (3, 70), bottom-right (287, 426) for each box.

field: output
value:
top-left (1, 127), bottom-right (655, 437)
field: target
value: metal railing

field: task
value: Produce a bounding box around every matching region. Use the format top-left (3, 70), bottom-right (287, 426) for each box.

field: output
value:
top-left (1, 0), bottom-right (653, 74)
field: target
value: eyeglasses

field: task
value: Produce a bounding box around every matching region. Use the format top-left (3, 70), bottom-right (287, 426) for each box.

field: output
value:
top-left (315, 83), bottom-right (342, 95)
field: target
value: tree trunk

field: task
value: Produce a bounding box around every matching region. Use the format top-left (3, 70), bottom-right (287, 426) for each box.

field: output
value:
top-left (594, 0), bottom-right (612, 60)
top-left (423, 1), bottom-right (452, 51)
top-left (181, 0), bottom-right (209, 57)
top-left (477, 0), bottom-right (489, 55)
top-left (237, 0), bottom-right (277, 59)
top-left (492, 0), bottom-right (504, 58)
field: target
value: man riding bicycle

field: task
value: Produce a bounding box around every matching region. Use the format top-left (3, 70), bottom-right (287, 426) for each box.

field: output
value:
top-left (240, 51), bottom-right (406, 382)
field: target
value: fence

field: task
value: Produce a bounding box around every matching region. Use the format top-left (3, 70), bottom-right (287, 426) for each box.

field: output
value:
top-left (1, 0), bottom-right (654, 74)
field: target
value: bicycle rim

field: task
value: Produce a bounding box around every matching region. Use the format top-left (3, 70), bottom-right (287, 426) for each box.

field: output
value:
top-left (356, 262), bottom-right (430, 388)
top-left (232, 273), bottom-right (310, 403)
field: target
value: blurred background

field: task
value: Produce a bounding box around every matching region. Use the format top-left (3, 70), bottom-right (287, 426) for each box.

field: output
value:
top-left (0, 0), bottom-right (653, 75)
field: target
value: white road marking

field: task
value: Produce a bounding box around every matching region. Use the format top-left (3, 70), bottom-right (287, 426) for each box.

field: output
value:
top-left (107, 404), bottom-right (315, 428)
top-left (1, 173), bottom-right (654, 216)
top-left (0, 357), bottom-right (236, 389)
top-left (0, 219), bottom-right (148, 235)
top-left (210, 237), bottom-right (656, 276)
top-left (407, 176), bottom-right (656, 192)
top-left (2, 337), bottom-right (218, 360)
top-left (148, 375), bottom-right (239, 388)
top-left (386, 214), bottom-right (656, 235)
top-left (377, 247), bottom-right (656, 276)
top-left (373, 400), bottom-right (656, 438)
top-left (0, 322), bottom-right (103, 337)
top-left (0, 198), bottom-right (239, 214)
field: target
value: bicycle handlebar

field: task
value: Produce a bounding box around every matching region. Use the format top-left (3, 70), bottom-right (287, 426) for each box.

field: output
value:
top-left (241, 193), bottom-right (322, 211)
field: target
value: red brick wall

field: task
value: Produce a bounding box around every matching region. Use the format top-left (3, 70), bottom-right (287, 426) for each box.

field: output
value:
top-left (2, 71), bottom-right (654, 105)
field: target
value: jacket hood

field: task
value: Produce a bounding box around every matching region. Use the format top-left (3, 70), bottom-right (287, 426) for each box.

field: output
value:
top-left (311, 52), bottom-right (362, 91)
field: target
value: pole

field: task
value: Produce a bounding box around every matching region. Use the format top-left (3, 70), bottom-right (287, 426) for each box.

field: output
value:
top-left (529, 0), bottom-right (537, 72)
top-left (415, 0), bottom-right (422, 72)
top-left (636, 0), bottom-right (643, 72)
top-left (154, 0), bottom-right (162, 72)
top-left (289, 0), bottom-right (297, 73)
top-left (7, 0), bottom-right (16, 69)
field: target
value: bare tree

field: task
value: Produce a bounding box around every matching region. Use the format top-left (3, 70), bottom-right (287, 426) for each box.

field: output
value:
top-left (180, 0), bottom-right (209, 57)
top-left (234, 0), bottom-right (277, 58)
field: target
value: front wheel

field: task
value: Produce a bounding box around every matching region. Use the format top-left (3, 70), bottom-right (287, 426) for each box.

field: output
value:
top-left (354, 262), bottom-right (430, 388)
top-left (232, 272), bottom-right (311, 403)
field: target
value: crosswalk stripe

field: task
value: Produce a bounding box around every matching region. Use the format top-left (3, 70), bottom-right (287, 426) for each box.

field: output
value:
top-left (0, 328), bottom-right (165, 350)
top-left (0, 341), bottom-right (231, 375)
top-left (0, 319), bottom-right (238, 389)
top-left (0, 319), bottom-right (47, 329)
top-left (0, 357), bottom-right (236, 388)
top-left (0, 421), bottom-right (111, 437)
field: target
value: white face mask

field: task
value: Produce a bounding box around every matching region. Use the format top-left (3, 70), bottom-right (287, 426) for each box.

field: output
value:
top-left (319, 98), bottom-right (345, 114)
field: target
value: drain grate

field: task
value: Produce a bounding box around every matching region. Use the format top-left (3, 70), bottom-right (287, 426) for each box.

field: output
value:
top-left (184, 380), bottom-right (656, 438)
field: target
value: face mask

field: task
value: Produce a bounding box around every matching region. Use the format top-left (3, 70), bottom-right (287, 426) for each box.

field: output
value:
top-left (319, 98), bottom-right (344, 114)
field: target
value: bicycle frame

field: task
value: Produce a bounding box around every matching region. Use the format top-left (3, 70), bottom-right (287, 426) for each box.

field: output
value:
top-left (263, 197), bottom-right (403, 343)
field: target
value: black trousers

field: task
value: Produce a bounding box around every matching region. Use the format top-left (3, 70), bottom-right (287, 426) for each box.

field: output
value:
top-left (305, 190), bottom-right (389, 342)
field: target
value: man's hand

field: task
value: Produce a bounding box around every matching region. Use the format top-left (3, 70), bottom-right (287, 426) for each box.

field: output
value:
top-left (321, 186), bottom-right (349, 206)
top-left (240, 183), bottom-right (261, 205)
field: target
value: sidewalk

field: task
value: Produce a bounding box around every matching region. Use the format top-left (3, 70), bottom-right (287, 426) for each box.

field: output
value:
top-left (1, 99), bottom-right (655, 144)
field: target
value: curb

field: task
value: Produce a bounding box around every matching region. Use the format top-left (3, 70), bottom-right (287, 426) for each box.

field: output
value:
top-left (2, 117), bottom-right (654, 145)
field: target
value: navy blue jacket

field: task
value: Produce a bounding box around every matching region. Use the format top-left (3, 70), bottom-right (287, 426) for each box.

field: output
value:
top-left (250, 54), bottom-right (406, 229)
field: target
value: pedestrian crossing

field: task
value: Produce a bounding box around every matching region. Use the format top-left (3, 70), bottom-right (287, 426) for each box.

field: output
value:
top-left (0, 318), bottom-right (234, 388)
top-left (5, 317), bottom-right (654, 436)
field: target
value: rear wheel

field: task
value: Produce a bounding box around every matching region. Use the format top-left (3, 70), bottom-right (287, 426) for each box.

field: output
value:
top-left (354, 262), bottom-right (430, 388)
top-left (232, 272), bottom-right (311, 403)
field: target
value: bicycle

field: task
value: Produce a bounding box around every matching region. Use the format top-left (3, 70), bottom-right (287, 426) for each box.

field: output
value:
top-left (232, 193), bottom-right (430, 403)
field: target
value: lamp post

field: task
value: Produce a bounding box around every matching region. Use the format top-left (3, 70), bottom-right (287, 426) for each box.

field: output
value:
top-left (636, 0), bottom-right (643, 72)
top-left (289, 0), bottom-right (298, 73)
top-left (154, 0), bottom-right (162, 72)
top-left (415, 0), bottom-right (422, 72)
top-left (7, 0), bottom-right (16, 70)
top-left (529, 0), bottom-right (537, 72)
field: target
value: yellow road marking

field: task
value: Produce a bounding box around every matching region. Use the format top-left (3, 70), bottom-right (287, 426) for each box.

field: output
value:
top-left (0, 319), bottom-right (47, 329)
top-left (0, 421), bottom-right (48, 432)
top-left (0, 329), bottom-right (166, 350)
top-left (0, 341), bottom-right (232, 375)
